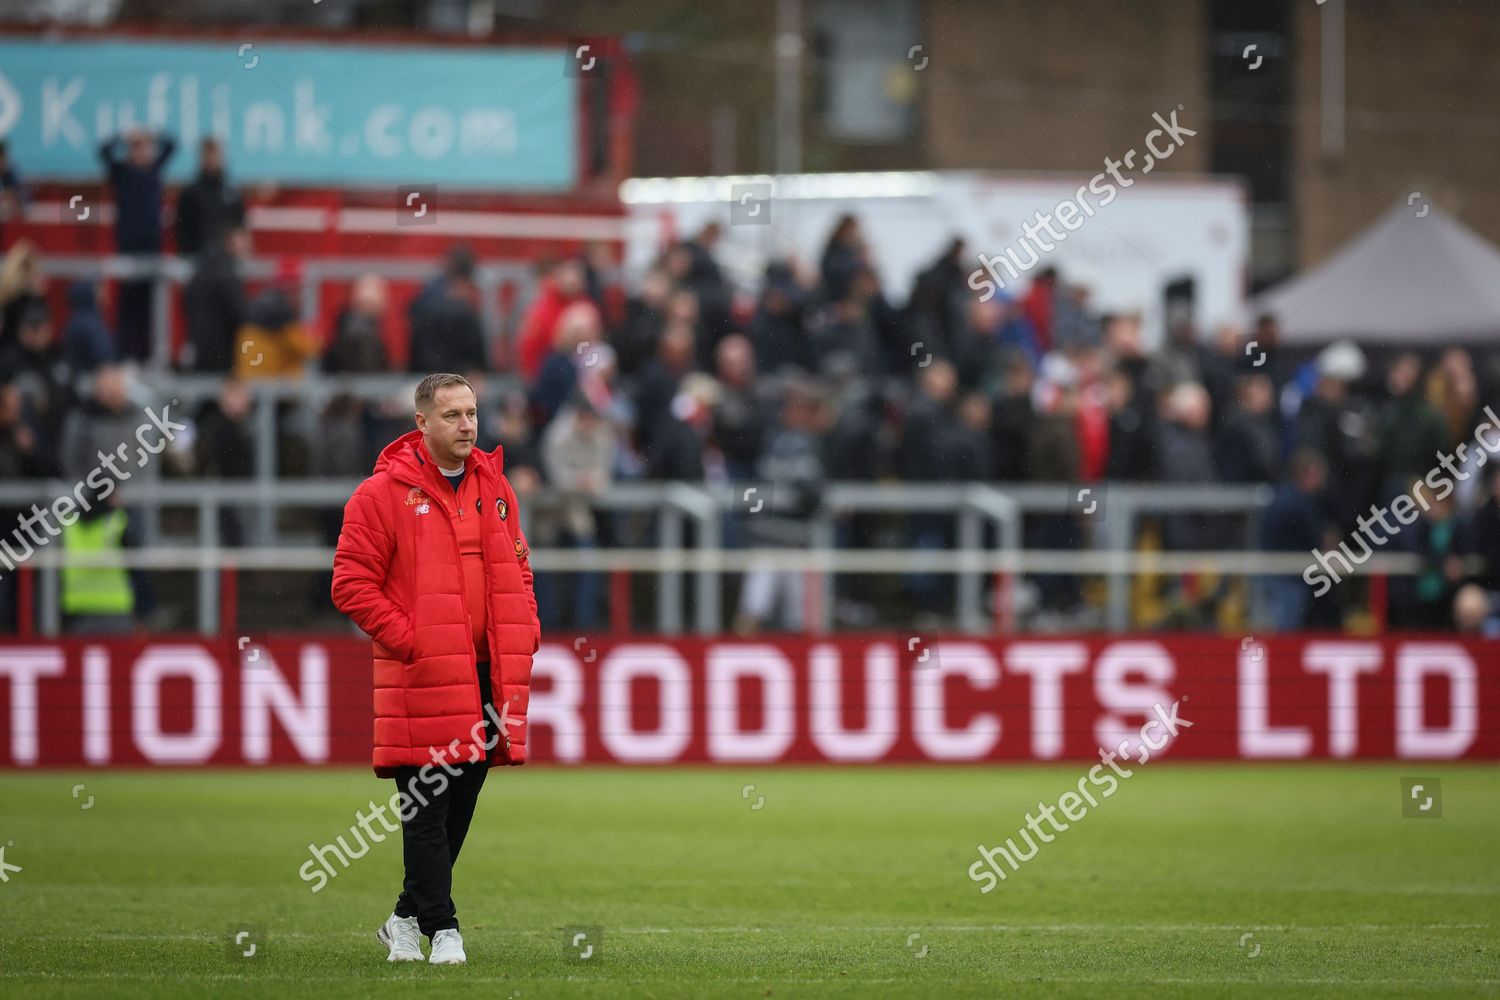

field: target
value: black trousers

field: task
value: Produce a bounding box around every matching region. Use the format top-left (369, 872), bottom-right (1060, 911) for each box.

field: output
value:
top-left (117, 278), bottom-right (154, 361)
top-left (392, 659), bottom-right (493, 937)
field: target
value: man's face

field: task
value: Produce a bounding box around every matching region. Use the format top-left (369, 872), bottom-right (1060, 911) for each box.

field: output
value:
top-left (20, 319), bottom-right (51, 351)
top-left (417, 385), bottom-right (478, 465)
top-left (95, 367), bottom-right (128, 411)
top-left (1241, 376), bottom-right (1272, 413)
top-left (555, 261), bottom-right (585, 297)
top-left (128, 134), bottom-right (153, 167)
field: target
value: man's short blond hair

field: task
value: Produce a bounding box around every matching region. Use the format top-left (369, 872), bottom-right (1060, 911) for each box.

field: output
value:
top-left (414, 373), bottom-right (473, 411)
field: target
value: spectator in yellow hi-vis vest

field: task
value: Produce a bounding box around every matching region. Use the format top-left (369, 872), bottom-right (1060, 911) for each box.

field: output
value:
top-left (61, 486), bottom-right (154, 635)
top-left (236, 257), bottom-right (317, 379)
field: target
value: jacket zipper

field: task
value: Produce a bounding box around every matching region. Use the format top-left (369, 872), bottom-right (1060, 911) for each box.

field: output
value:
top-left (451, 483), bottom-right (485, 760)
top-left (473, 489), bottom-right (511, 759)
top-left (411, 466), bottom-right (491, 761)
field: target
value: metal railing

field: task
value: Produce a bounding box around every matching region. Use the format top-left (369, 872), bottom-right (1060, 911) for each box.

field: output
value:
top-left (116, 373), bottom-right (525, 546)
top-left (37, 253), bottom-right (540, 373)
top-left (1, 476), bottom-right (1425, 638)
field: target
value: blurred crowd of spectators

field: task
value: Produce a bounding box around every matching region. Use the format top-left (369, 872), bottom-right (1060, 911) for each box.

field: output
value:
top-left (4, 136), bottom-right (1500, 635)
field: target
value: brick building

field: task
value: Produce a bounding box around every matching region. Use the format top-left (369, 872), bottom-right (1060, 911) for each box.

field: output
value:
top-left (101, 0), bottom-right (1500, 288)
top-left (546, 0), bottom-right (1500, 289)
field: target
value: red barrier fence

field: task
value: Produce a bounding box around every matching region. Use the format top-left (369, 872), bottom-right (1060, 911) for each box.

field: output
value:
top-left (1, 636), bottom-right (1495, 767)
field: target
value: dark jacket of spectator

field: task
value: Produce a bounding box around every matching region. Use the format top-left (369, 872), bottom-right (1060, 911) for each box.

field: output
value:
top-left (617, 294), bottom-right (665, 377)
top-left (1294, 391), bottom-right (1371, 528)
top-left (868, 288), bottom-right (911, 377)
top-left (1375, 388), bottom-right (1448, 496)
top-left (950, 411), bottom-right (995, 481)
top-left (0, 240), bottom-right (45, 351)
top-left (823, 387), bottom-right (883, 481)
top-left (323, 309), bottom-right (389, 373)
top-left (0, 383), bottom-right (46, 482)
top-left (0, 145), bottom-right (28, 243)
top-left (633, 356), bottom-right (688, 453)
top-left (713, 384), bottom-right (767, 478)
top-left (747, 419), bottom-right (824, 545)
top-left (1050, 289), bottom-right (1102, 353)
top-left (1028, 412), bottom-right (1080, 482)
top-left (193, 397), bottom-right (255, 479)
top-left (409, 286), bottom-right (486, 374)
top-left (1258, 481), bottom-right (1323, 553)
top-left (955, 325), bottom-right (1002, 392)
top-left (1158, 421), bottom-right (1217, 483)
top-left (898, 395), bottom-right (962, 481)
top-left (821, 240), bottom-right (863, 304)
top-left (58, 382), bottom-right (137, 482)
top-left (1157, 396), bottom-right (1218, 550)
top-left (1471, 485), bottom-right (1500, 592)
top-left (99, 134), bottom-right (175, 253)
top-left (681, 235), bottom-right (731, 346)
top-left (184, 243), bottom-right (244, 373)
top-left (907, 241), bottom-right (968, 356)
top-left (1389, 506), bottom-right (1472, 629)
top-left (955, 303), bottom-right (1039, 392)
top-left (989, 394), bottom-right (1035, 482)
top-left (314, 394), bottom-right (375, 478)
top-left (812, 302), bottom-right (885, 377)
top-left (493, 400), bottom-right (542, 481)
top-left (1197, 342), bottom-right (1240, 434)
top-left (529, 350), bottom-right (579, 432)
top-left (751, 271), bottom-right (812, 374)
top-left (61, 281), bottom-right (116, 373)
top-left (1216, 404), bottom-right (1280, 483)
top-left (174, 165), bottom-right (245, 257)
top-left (0, 308), bottom-right (70, 460)
top-left (643, 415), bottom-right (706, 481)
top-left (1106, 403), bottom-right (1156, 481)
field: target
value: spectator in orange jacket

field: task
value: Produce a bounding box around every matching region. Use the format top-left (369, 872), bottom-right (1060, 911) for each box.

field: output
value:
top-left (236, 258), bottom-right (316, 379)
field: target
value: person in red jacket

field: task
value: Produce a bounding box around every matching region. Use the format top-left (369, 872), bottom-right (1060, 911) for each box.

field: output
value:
top-left (515, 258), bottom-right (586, 380)
top-left (332, 372), bottom-right (540, 966)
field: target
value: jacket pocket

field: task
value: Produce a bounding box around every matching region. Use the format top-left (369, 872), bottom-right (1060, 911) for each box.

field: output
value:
top-left (378, 614), bottom-right (417, 661)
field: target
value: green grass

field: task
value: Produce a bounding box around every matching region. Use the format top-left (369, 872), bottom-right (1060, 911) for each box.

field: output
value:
top-left (0, 765), bottom-right (1497, 998)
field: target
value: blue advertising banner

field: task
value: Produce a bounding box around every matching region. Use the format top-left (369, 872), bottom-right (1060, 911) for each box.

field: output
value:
top-left (0, 37), bottom-right (577, 190)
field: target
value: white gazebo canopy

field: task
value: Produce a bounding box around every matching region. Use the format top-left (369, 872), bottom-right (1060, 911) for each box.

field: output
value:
top-left (1254, 199), bottom-right (1500, 345)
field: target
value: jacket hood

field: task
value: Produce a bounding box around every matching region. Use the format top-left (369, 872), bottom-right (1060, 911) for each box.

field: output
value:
top-left (373, 429), bottom-right (504, 484)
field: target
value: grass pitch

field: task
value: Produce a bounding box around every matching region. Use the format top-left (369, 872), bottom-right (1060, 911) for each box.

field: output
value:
top-left (0, 764), bottom-right (1497, 998)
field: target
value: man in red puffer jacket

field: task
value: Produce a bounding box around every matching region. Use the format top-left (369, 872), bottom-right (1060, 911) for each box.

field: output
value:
top-left (332, 372), bottom-right (540, 966)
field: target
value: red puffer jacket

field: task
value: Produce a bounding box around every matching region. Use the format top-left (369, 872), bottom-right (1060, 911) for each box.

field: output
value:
top-left (332, 430), bottom-right (540, 776)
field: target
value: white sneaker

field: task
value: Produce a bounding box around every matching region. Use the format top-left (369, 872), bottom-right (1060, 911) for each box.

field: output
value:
top-left (377, 913), bottom-right (424, 962)
top-left (429, 928), bottom-right (467, 965)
